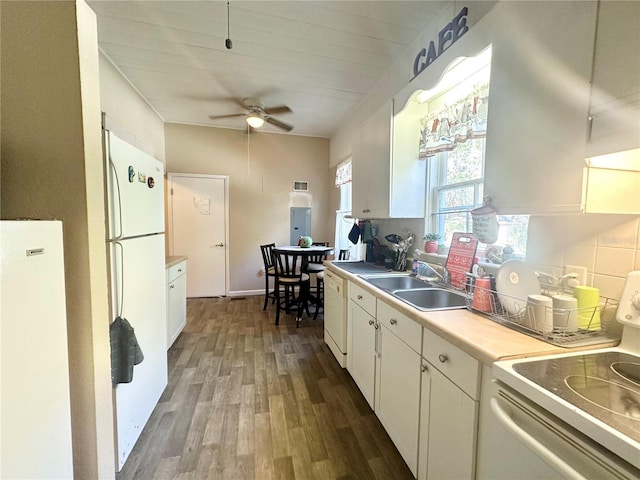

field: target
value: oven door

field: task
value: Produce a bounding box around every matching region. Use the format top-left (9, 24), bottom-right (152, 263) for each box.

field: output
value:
top-left (478, 382), bottom-right (640, 480)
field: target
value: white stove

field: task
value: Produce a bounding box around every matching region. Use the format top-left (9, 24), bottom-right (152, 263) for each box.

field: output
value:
top-left (489, 271), bottom-right (640, 478)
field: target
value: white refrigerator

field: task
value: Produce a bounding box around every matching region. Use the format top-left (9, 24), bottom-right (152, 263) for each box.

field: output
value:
top-left (0, 220), bottom-right (74, 479)
top-left (104, 131), bottom-right (168, 470)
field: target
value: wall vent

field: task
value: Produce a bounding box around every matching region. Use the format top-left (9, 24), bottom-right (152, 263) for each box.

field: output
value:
top-left (293, 181), bottom-right (309, 191)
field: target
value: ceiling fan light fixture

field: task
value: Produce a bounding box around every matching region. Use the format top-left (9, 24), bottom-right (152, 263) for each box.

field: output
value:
top-left (246, 114), bottom-right (264, 128)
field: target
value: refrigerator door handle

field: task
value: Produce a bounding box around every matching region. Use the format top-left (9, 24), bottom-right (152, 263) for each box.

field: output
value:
top-left (107, 131), bottom-right (124, 240)
top-left (113, 241), bottom-right (124, 318)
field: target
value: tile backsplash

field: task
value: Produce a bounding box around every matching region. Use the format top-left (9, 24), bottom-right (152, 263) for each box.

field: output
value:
top-left (526, 214), bottom-right (640, 300)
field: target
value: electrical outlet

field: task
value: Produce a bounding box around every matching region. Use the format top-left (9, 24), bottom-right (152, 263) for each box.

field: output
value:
top-left (564, 264), bottom-right (587, 286)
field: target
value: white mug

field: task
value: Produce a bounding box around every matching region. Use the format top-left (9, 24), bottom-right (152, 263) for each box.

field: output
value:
top-left (524, 294), bottom-right (553, 333)
top-left (551, 294), bottom-right (579, 333)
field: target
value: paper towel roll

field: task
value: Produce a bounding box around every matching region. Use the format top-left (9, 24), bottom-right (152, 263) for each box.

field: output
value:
top-left (573, 286), bottom-right (601, 330)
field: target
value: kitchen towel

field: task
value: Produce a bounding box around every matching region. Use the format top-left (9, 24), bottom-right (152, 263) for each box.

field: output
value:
top-left (110, 316), bottom-right (145, 385)
top-left (348, 222), bottom-right (361, 244)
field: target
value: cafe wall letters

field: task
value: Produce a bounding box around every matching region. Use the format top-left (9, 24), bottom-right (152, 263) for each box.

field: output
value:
top-left (412, 6), bottom-right (469, 80)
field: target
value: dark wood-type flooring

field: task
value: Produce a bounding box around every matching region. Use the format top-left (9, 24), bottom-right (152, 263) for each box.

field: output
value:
top-left (117, 295), bottom-right (414, 480)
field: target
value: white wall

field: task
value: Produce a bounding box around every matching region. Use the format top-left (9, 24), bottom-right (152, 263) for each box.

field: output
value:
top-left (99, 53), bottom-right (166, 163)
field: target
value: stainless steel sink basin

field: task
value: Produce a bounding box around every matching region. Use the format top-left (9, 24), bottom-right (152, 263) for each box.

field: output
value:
top-left (393, 288), bottom-right (468, 311)
top-left (362, 274), bottom-right (430, 291)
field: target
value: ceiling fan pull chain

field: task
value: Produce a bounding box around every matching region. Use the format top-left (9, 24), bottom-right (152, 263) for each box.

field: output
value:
top-left (225, 0), bottom-right (232, 49)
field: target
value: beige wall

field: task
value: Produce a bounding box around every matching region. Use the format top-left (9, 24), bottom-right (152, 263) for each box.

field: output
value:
top-left (0, 1), bottom-right (115, 478)
top-left (164, 124), bottom-right (331, 294)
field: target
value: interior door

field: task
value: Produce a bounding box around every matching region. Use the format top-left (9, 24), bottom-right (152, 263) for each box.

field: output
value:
top-left (168, 173), bottom-right (228, 297)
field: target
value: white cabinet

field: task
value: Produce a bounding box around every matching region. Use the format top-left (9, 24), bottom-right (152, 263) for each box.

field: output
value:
top-left (346, 283), bottom-right (483, 478)
top-left (347, 282), bottom-right (377, 408)
top-left (324, 269), bottom-right (348, 367)
top-left (352, 102), bottom-right (393, 218)
top-left (376, 302), bottom-right (422, 476)
top-left (418, 328), bottom-right (480, 480)
top-left (166, 259), bottom-right (187, 349)
top-left (351, 100), bottom-right (425, 219)
top-left (586, 1), bottom-right (640, 159)
top-left (483, 1), bottom-right (598, 215)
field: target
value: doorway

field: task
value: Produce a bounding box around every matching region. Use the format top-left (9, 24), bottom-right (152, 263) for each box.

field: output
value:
top-left (168, 173), bottom-right (229, 297)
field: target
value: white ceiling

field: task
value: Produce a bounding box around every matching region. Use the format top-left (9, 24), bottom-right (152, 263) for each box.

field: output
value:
top-left (88, 1), bottom-right (447, 137)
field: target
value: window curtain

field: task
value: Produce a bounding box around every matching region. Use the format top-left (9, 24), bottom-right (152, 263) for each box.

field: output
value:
top-left (419, 83), bottom-right (490, 159)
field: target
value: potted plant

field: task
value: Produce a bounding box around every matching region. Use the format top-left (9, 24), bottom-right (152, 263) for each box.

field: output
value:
top-left (423, 233), bottom-right (441, 253)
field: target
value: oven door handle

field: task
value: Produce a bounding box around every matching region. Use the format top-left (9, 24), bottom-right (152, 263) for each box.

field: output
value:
top-left (490, 397), bottom-right (588, 480)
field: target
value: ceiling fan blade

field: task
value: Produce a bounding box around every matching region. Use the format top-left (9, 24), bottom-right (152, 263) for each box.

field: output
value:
top-left (264, 105), bottom-right (292, 115)
top-left (208, 113), bottom-right (245, 120)
top-left (265, 116), bottom-right (293, 132)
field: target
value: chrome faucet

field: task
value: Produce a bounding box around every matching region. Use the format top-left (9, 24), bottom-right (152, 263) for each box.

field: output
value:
top-left (416, 261), bottom-right (450, 285)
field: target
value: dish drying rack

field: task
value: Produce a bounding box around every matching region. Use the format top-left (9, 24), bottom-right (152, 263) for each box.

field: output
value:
top-left (465, 279), bottom-right (621, 348)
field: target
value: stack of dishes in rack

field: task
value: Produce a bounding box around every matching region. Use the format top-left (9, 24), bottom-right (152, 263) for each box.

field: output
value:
top-left (485, 260), bottom-right (601, 334)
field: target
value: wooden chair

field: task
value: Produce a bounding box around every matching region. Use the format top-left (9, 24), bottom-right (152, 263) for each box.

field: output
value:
top-left (259, 243), bottom-right (277, 310)
top-left (272, 250), bottom-right (310, 327)
top-left (308, 243), bottom-right (329, 319)
top-left (338, 249), bottom-right (350, 260)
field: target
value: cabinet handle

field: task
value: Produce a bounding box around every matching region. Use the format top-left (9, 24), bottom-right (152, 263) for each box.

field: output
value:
top-left (374, 322), bottom-right (379, 330)
top-left (420, 364), bottom-right (428, 373)
top-left (587, 115), bottom-right (593, 141)
top-left (368, 319), bottom-right (374, 326)
top-left (389, 318), bottom-right (397, 325)
top-left (177, 269), bottom-right (182, 273)
top-left (357, 295), bottom-right (363, 300)
top-left (214, 243), bottom-right (224, 247)
top-left (363, 209), bottom-right (370, 213)
top-left (170, 284), bottom-right (175, 289)
top-left (438, 353), bottom-right (448, 363)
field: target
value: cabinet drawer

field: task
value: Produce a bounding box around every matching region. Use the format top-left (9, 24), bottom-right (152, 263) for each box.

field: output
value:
top-left (349, 282), bottom-right (376, 317)
top-left (422, 328), bottom-right (479, 400)
top-left (167, 261), bottom-right (187, 283)
top-left (377, 300), bottom-right (422, 354)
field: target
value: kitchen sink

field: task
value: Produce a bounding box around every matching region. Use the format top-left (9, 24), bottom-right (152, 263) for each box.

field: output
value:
top-left (361, 274), bottom-right (468, 311)
top-left (392, 288), bottom-right (468, 311)
top-left (362, 274), bottom-right (430, 291)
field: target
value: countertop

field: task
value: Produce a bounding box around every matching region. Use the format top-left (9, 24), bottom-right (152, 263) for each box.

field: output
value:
top-left (166, 255), bottom-right (187, 268)
top-left (326, 261), bottom-right (618, 365)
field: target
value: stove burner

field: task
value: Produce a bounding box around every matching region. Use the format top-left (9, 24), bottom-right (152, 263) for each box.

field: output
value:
top-left (513, 351), bottom-right (640, 444)
top-left (612, 361), bottom-right (640, 386)
top-left (565, 375), bottom-right (640, 420)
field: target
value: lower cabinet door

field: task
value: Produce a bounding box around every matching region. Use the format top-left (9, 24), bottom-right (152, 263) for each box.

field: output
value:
top-left (419, 362), bottom-right (477, 480)
top-left (167, 273), bottom-right (187, 348)
top-left (348, 302), bottom-right (377, 408)
top-left (376, 325), bottom-right (421, 476)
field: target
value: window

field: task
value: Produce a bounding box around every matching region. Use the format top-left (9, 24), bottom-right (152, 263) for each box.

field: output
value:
top-left (334, 160), bottom-right (359, 260)
top-left (430, 138), bottom-right (485, 242)
top-left (419, 48), bottom-right (529, 257)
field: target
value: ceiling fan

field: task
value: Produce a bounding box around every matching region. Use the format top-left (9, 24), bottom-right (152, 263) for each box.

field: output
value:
top-left (208, 97), bottom-right (294, 132)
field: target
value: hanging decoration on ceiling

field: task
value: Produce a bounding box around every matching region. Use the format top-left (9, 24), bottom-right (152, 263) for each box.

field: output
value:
top-left (225, 0), bottom-right (232, 49)
top-left (418, 82), bottom-right (489, 159)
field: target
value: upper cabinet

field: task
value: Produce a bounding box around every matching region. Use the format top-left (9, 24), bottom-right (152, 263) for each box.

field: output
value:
top-left (484, 1), bottom-right (640, 215)
top-left (351, 101), bottom-right (426, 219)
top-left (586, 1), bottom-right (640, 159)
top-left (482, 1), bottom-right (597, 215)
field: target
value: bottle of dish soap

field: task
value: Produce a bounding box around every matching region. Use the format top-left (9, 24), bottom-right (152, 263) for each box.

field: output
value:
top-left (412, 258), bottom-right (419, 275)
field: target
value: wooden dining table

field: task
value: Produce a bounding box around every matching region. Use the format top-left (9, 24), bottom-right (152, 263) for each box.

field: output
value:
top-left (272, 245), bottom-right (334, 271)
top-left (272, 245), bottom-right (334, 321)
